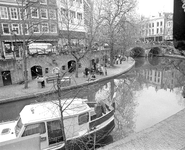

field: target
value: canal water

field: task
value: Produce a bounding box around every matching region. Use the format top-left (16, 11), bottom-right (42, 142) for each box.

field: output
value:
top-left (1, 56), bottom-right (185, 143)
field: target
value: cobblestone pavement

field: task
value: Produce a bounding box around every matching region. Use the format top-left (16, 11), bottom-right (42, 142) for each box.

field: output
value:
top-left (0, 58), bottom-right (135, 103)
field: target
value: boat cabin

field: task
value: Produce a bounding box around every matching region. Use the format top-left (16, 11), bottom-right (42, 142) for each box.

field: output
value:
top-left (1, 98), bottom-right (115, 150)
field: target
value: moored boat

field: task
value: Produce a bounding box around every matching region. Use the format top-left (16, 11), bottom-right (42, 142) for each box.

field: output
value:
top-left (0, 98), bottom-right (115, 149)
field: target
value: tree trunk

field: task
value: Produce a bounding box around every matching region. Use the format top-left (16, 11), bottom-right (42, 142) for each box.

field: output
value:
top-left (57, 74), bottom-right (68, 150)
top-left (110, 42), bottom-right (114, 67)
top-left (21, 6), bottom-right (28, 89)
top-left (75, 59), bottom-right (79, 78)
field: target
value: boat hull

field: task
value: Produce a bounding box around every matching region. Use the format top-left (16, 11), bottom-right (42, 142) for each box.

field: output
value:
top-left (64, 119), bottom-right (115, 150)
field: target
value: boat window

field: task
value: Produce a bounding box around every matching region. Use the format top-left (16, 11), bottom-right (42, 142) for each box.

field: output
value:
top-left (22, 122), bottom-right (46, 137)
top-left (47, 120), bottom-right (63, 145)
top-left (78, 112), bottom-right (89, 125)
top-left (15, 117), bottom-right (23, 137)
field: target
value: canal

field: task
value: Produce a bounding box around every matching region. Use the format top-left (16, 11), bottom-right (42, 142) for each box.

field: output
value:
top-left (1, 56), bottom-right (185, 143)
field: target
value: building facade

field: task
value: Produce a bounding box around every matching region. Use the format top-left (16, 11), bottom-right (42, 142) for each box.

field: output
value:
top-left (57, 0), bottom-right (89, 49)
top-left (140, 13), bottom-right (173, 43)
top-left (0, 0), bottom-right (59, 59)
top-left (0, 0), bottom-right (59, 86)
top-left (0, 0), bottom-right (105, 87)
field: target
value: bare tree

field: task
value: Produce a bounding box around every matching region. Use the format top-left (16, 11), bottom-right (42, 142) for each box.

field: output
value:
top-left (57, 0), bottom-right (85, 78)
top-left (15, 0), bottom-right (58, 88)
top-left (58, 0), bottom-right (104, 78)
top-left (97, 0), bottom-right (137, 66)
top-left (115, 13), bottom-right (141, 55)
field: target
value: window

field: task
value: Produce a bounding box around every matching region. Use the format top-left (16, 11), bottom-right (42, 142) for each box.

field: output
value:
top-left (41, 23), bottom-right (49, 33)
top-left (77, 13), bottom-right (82, 20)
top-left (157, 28), bottom-right (159, 34)
top-left (152, 23), bottom-right (154, 27)
top-left (40, 8), bottom-right (48, 19)
top-left (2, 23), bottom-right (10, 34)
top-left (157, 22), bottom-right (159, 27)
top-left (15, 118), bottom-right (23, 137)
top-left (32, 23), bottom-right (40, 33)
top-left (0, 7), bottom-right (8, 19)
top-left (9, 7), bottom-right (18, 20)
top-left (45, 68), bottom-right (49, 73)
top-left (31, 7), bottom-right (39, 18)
top-left (160, 21), bottom-right (163, 26)
top-left (62, 65), bottom-right (65, 70)
top-left (47, 120), bottom-right (63, 145)
top-left (22, 122), bottom-right (46, 137)
top-left (61, 8), bottom-right (68, 17)
top-left (160, 28), bottom-right (163, 34)
top-left (70, 11), bottom-right (75, 18)
top-left (19, 8), bottom-right (27, 20)
top-left (158, 72), bottom-right (161, 77)
top-left (40, 0), bottom-right (47, 4)
top-left (70, 11), bottom-right (75, 23)
top-left (50, 23), bottom-right (57, 33)
top-left (152, 29), bottom-right (154, 35)
top-left (78, 112), bottom-right (89, 125)
top-left (49, 9), bottom-right (56, 19)
top-left (21, 24), bottom-right (29, 35)
top-left (11, 23), bottom-right (20, 35)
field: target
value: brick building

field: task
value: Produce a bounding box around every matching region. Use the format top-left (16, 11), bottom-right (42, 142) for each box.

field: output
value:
top-left (0, 0), bottom-right (59, 86)
top-left (0, 0), bottom-right (59, 59)
top-left (0, 0), bottom-right (97, 87)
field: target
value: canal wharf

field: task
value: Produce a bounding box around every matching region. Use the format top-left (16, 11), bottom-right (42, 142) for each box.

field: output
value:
top-left (0, 58), bottom-right (135, 103)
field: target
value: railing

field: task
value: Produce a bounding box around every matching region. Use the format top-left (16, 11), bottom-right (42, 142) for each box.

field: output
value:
top-left (89, 110), bottom-right (114, 130)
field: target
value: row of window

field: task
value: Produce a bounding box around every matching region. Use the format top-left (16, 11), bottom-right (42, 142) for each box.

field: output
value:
top-left (61, 0), bottom-right (83, 6)
top-left (19, 0), bottom-right (56, 5)
top-left (143, 21), bottom-right (163, 29)
top-left (0, 6), bottom-right (56, 20)
top-left (142, 27), bottom-right (163, 36)
top-left (21, 112), bottom-right (89, 142)
top-left (1, 23), bottom-right (57, 35)
top-left (61, 8), bottom-right (83, 20)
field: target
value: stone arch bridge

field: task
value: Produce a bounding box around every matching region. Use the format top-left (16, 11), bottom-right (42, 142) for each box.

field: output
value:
top-left (127, 44), bottom-right (173, 58)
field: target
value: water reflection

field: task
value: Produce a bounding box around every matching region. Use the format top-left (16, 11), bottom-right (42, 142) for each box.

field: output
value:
top-left (1, 57), bottom-right (185, 142)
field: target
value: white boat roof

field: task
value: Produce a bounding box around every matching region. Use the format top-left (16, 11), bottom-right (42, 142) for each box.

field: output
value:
top-left (20, 98), bottom-right (90, 125)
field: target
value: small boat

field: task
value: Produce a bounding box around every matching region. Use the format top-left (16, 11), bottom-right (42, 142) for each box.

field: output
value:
top-left (0, 98), bottom-right (115, 150)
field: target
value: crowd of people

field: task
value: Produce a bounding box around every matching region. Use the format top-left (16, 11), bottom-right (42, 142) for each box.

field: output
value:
top-left (83, 63), bottom-right (108, 82)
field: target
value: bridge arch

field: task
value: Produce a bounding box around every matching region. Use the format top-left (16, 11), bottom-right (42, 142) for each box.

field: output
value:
top-left (130, 47), bottom-right (145, 57)
top-left (148, 47), bottom-right (162, 57)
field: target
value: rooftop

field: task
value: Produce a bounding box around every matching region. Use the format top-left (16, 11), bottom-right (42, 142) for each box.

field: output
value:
top-left (20, 98), bottom-right (90, 125)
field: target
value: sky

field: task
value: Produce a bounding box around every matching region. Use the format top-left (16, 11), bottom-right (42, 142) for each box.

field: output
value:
top-left (137, 0), bottom-right (174, 17)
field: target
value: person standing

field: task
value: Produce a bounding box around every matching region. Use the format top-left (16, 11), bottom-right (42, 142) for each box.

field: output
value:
top-left (105, 66), bottom-right (107, 76)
